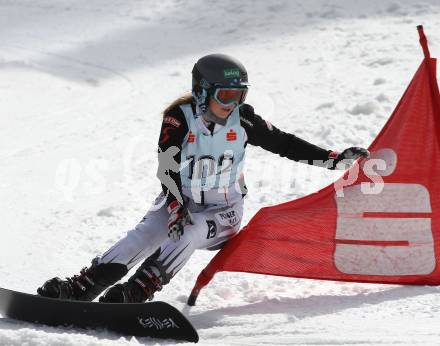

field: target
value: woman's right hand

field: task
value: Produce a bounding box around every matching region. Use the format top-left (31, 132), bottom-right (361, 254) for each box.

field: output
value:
top-left (328, 147), bottom-right (370, 170)
top-left (167, 201), bottom-right (192, 242)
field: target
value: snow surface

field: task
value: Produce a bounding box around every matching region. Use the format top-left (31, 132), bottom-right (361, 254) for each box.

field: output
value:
top-left (2, 0), bottom-right (440, 345)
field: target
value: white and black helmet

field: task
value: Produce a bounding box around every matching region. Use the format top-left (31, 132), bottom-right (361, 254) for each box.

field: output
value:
top-left (192, 53), bottom-right (249, 114)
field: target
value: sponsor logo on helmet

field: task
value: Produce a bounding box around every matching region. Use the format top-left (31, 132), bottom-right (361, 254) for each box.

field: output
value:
top-left (200, 78), bottom-right (211, 89)
top-left (224, 68), bottom-right (240, 79)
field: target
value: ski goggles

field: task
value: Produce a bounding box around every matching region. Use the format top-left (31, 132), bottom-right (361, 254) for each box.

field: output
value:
top-left (212, 87), bottom-right (248, 107)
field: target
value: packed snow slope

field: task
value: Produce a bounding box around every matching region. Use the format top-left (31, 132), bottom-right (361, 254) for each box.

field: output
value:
top-left (1, 0), bottom-right (440, 345)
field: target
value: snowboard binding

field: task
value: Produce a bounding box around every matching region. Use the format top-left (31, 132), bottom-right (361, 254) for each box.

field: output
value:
top-left (37, 260), bottom-right (127, 301)
top-left (100, 258), bottom-right (164, 303)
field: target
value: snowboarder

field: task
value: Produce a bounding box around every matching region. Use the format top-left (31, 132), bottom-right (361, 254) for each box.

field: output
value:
top-left (37, 53), bottom-right (369, 303)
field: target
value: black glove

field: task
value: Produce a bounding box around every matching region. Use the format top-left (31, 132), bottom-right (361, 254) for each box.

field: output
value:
top-left (167, 200), bottom-right (193, 242)
top-left (328, 147), bottom-right (370, 170)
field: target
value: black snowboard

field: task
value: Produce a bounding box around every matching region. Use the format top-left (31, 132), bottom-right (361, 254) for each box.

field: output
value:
top-left (0, 287), bottom-right (198, 343)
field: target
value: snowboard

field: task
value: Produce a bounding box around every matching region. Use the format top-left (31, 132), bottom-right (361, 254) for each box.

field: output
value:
top-left (0, 287), bottom-right (198, 343)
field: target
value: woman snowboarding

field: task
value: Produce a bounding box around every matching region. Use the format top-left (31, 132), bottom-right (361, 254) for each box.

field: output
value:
top-left (37, 54), bottom-right (369, 303)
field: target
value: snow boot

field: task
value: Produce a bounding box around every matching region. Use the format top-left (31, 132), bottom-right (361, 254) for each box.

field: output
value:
top-left (99, 258), bottom-right (164, 303)
top-left (37, 260), bottom-right (128, 301)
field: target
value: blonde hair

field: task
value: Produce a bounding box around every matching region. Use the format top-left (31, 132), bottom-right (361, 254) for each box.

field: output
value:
top-left (162, 93), bottom-right (194, 116)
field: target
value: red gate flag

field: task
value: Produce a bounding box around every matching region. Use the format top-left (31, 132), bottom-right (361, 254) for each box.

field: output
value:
top-left (188, 26), bottom-right (440, 306)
